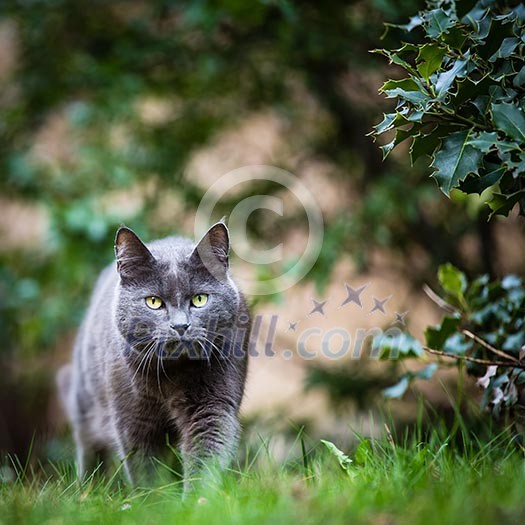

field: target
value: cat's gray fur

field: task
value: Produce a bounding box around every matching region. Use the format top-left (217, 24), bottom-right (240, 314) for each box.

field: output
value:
top-left (57, 223), bottom-right (250, 490)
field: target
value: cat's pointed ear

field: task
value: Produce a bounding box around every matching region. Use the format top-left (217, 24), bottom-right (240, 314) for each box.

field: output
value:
top-left (114, 226), bottom-right (156, 281)
top-left (189, 222), bottom-right (230, 275)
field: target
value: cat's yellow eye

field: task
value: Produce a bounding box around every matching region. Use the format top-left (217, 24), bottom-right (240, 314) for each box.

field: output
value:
top-left (145, 296), bottom-right (164, 310)
top-left (191, 293), bottom-right (208, 308)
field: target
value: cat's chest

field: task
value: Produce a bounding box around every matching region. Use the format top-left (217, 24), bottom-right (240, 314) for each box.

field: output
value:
top-left (124, 360), bottom-right (217, 422)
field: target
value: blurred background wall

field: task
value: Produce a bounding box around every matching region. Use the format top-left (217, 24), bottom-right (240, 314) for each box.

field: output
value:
top-left (0, 0), bottom-right (523, 463)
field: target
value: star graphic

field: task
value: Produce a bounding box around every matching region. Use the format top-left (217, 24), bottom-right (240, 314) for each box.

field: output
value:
top-left (287, 321), bottom-right (298, 332)
top-left (369, 296), bottom-right (390, 314)
top-left (394, 311), bottom-right (408, 325)
top-left (309, 299), bottom-right (327, 316)
top-left (340, 283), bottom-right (368, 308)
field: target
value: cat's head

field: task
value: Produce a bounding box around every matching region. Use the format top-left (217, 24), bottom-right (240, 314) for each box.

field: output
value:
top-left (114, 223), bottom-right (244, 359)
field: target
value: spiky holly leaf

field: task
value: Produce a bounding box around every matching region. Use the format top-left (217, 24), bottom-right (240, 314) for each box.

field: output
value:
top-left (491, 103), bottom-right (525, 143)
top-left (431, 130), bottom-right (483, 195)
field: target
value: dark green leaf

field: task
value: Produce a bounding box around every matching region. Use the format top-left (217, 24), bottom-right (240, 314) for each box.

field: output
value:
top-left (417, 44), bottom-right (447, 81)
top-left (442, 26), bottom-right (467, 50)
top-left (504, 152), bottom-right (525, 177)
top-left (381, 78), bottom-right (421, 92)
top-left (490, 61), bottom-right (518, 82)
top-left (472, 95), bottom-right (489, 116)
top-left (406, 110), bottom-right (425, 123)
top-left (434, 56), bottom-right (468, 98)
top-left (488, 190), bottom-right (525, 217)
top-left (398, 15), bottom-right (423, 32)
top-left (513, 65), bottom-right (525, 88)
top-left (466, 131), bottom-right (500, 153)
top-left (424, 8), bottom-right (456, 38)
top-left (462, 6), bottom-right (491, 39)
top-left (467, 132), bottom-right (521, 155)
top-left (489, 37), bottom-right (520, 62)
top-left (410, 133), bottom-right (441, 164)
top-left (491, 102), bottom-right (525, 142)
top-left (375, 50), bottom-right (418, 74)
top-left (380, 128), bottom-right (415, 159)
top-left (461, 6), bottom-right (488, 25)
top-left (495, 141), bottom-right (522, 153)
top-left (382, 79), bottom-right (429, 105)
top-left (380, 139), bottom-right (396, 159)
top-left (425, 315), bottom-right (461, 350)
top-left (459, 166), bottom-right (505, 195)
top-left (431, 130), bottom-right (483, 195)
top-left (373, 113), bottom-right (406, 134)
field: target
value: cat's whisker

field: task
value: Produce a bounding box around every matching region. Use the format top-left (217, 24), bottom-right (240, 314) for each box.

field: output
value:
top-left (196, 329), bottom-right (250, 359)
top-left (199, 335), bottom-right (234, 375)
top-left (155, 344), bottom-right (165, 398)
top-left (143, 340), bottom-right (159, 395)
top-left (130, 340), bottom-right (157, 384)
top-left (159, 351), bottom-right (176, 385)
top-left (196, 340), bottom-right (212, 369)
top-left (202, 334), bottom-right (234, 359)
top-left (141, 345), bottom-right (154, 396)
top-left (132, 339), bottom-right (158, 399)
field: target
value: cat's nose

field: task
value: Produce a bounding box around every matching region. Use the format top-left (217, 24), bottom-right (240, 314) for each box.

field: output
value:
top-left (170, 323), bottom-right (190, 336)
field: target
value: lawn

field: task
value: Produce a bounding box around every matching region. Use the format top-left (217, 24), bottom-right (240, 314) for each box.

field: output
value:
top-left (1, 424), bottom-right (524, 525)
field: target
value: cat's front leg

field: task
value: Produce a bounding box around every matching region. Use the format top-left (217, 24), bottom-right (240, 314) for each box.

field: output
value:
top-left (111, 412), bottom-right (160, 486)
top-left (117, 447), bottom-right (157, 486)
top-left (107, 421), bottom-right (137, 485)
top-left (73, 428), bottom-right (96, 480)
top-left (180, 407), bottom-right (240, 492)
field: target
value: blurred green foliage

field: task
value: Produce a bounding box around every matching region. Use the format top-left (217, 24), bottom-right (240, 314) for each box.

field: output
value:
top-left (0, 0), bottom-right (515, 366)
top-left (0, 0), bottom-right (409, 357)
top-left (371, 264), bottom-right (525, 430)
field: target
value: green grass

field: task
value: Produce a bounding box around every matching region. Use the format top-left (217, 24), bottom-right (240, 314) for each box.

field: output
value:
top-left (1, 427), bottom-right (525, 525)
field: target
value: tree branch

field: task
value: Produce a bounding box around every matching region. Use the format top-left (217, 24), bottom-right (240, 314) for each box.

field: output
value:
top-left (423, 346), bottom-right (525, 369)
top-left (462, 329), bottom-right (520, 364)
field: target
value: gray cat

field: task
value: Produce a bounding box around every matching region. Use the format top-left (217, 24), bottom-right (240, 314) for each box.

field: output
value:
top-left (57, 222), bottom-right (250, 491)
